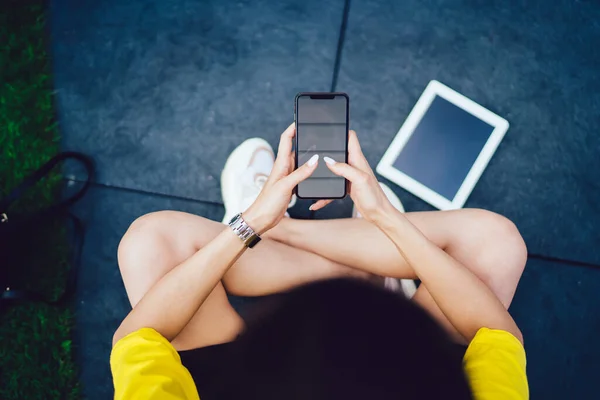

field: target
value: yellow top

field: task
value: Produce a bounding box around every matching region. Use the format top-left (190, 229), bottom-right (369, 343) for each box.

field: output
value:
top-left (111, 327), bottom-right (528, 399)
top-left (111, 328), bottom-right (200, 400)
top-left (464, 328), bottom-right (529, 399)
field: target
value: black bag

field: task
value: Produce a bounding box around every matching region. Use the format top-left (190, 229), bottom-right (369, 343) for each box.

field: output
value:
top-left (0, 152), bottom-right (94, 306)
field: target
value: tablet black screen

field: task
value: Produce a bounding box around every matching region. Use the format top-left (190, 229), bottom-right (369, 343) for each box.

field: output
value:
top-left (391, 96), bottom-right (495, 200)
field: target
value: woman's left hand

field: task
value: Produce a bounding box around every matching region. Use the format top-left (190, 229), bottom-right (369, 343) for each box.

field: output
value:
top-left (243, 123), bottom-right (319, 234)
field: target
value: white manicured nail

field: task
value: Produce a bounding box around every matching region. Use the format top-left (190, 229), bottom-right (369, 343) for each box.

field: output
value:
top-left (309, 204), bottom-right (315, 211)
top-left (307, 154), bottom-right (319, 166)
top-left (323, 156), bottom-right (336, 165)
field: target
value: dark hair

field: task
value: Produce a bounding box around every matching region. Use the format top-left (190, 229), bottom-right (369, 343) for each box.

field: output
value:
top-left (225, 278), bottom-right (472, 399)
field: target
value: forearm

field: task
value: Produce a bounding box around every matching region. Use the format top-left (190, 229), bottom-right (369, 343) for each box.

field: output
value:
top-left (271, 217), bottom-right (416, 278)
top-left (375, 207), bottom-right (523, 343)
top-left (113, 228), bottom-right (246, 345)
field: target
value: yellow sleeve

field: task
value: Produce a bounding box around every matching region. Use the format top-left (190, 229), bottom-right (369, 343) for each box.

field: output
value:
top-left (110, 328), bottom-right (200, 400)
top-left (463, 328), bottom-right (529, 400)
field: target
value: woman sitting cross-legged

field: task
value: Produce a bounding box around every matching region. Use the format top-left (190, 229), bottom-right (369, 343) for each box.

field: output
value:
top-left (111, 123), bottom-right (528, 399)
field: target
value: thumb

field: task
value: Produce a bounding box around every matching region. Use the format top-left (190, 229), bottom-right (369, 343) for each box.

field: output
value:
top-left (281, 154), bottom-right (319, 189)
top-left (324, 157), bottom-right (368, 184)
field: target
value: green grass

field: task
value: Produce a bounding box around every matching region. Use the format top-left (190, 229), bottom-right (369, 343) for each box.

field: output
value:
top-left (0, 2), bottom-right (80, 399)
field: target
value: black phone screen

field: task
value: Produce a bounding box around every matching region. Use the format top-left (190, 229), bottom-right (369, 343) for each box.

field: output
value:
top-left (295, 93), bottom-right (348, 199)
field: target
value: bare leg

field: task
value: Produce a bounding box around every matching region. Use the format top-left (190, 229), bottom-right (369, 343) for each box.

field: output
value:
top-left (117, 211), bottom-right (367, 350)
top-left (266, 209), bottom-right (527, 343)
top-left (119, 209), bottom-right (526, 347)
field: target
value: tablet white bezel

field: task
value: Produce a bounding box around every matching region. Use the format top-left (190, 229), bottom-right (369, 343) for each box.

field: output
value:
top-left (376, 80), bottom-right (509, 210)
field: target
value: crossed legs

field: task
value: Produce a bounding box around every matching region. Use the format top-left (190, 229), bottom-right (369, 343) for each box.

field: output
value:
top-left (117, 209), bottom-right (526, 350)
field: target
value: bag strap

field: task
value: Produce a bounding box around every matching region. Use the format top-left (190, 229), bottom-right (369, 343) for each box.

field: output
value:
top-left (0, 151), bottom-right (94, 221)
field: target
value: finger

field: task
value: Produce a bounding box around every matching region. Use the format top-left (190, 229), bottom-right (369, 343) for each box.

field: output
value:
top-left (347, 130), bottom-right (373, 175)
top-left (323, 156), bottom-right (369, 183)
top-left (272, 122), bottom-right (296, 178)
top-left (281, 153), bottom-right (319, 189)
top-left (288, 152), bottom-right (296, 174)
top-left (309, 199), bottom-right (333, 211)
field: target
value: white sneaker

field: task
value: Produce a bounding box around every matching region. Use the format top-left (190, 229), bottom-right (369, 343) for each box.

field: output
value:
top-left (352, 182), bottom-right (417, 299)
top-left (221, 138), bottom-right (296, 224)
top-left (221, 138), bottom-right (275, 224)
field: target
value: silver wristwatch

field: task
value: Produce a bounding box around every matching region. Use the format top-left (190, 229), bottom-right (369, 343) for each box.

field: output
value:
top-left (228, 213), bottom-right (261, 248)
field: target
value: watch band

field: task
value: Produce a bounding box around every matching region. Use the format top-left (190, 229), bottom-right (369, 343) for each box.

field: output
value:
top-left (228, 213), bottom-right (261, 248)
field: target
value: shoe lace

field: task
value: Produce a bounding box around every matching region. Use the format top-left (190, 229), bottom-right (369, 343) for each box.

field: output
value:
top-left (238, 168), bottom-right (267, 210)
top-left (255, 174), bottom-right (268, 190)
top-left (240, 167), bottom-right (296, 210)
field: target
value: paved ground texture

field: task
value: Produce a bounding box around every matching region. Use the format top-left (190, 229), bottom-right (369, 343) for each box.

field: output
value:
top-left (51, 0), bottom-right (600, 398)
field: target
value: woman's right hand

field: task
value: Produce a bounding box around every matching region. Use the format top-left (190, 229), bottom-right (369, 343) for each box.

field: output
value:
top-left (311, 130), bottom-right (396, 223)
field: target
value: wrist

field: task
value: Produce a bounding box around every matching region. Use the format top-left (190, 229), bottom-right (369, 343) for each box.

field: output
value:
top-left (372, 202), bottom-right (403, 229)
top-left (242, 208), bottom-right (271, 235)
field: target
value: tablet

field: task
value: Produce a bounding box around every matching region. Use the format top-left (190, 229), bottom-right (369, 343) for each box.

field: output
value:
top-left (376, 80), bottom-right (509, 210)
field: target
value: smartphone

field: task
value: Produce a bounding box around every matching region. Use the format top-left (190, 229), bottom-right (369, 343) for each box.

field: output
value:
top-left (294, 92), bottom-right (349, 200)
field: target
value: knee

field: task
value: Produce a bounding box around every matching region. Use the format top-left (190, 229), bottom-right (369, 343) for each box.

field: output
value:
top-left (117, 211), bottom-right (175, 267)
top-left (468, 209), bottom-right (528, 279)
top-left (121, 211), bottom-right (172, 243)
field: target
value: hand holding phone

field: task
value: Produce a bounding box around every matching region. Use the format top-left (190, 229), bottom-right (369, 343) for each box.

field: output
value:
top-left (294, 92), bottom-right (349, 200)
top-left (244, 123), bottom-right (320, 233)
top-left (316, 130), bottom-right (393, 220)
